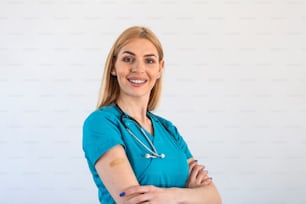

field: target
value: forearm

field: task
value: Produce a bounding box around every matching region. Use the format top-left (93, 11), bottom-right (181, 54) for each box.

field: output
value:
top-left (172, 182), bottom-right (221, 204)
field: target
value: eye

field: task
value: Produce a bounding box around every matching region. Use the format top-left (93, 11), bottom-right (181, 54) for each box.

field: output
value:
top-left (145, 58), bottom-right (155, 64)
top-left (122, 56), bottom-right (134, 63)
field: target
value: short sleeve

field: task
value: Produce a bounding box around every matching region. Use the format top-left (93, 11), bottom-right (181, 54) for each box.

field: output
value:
top-left (82, 111), bottom-right (124, 165)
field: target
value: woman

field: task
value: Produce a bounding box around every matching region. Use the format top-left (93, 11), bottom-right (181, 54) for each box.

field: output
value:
top-left (83, 26), bottom-right (221, 204)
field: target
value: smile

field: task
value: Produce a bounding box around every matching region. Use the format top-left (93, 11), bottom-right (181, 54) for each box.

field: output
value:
top-left (128, 79), bottom-right (146, 84)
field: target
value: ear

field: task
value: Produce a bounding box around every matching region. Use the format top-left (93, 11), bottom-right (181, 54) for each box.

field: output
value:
top-left (157, 60), bottom-right (165, 79)
top-left (111, 69), bottom-right (117, 76)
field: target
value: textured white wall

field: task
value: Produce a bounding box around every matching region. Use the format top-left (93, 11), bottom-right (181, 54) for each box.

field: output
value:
top-left (1, 1), bottom-right (306, 203)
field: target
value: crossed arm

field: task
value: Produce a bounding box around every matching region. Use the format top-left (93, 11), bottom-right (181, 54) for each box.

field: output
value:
top-left (95, 145), bottom-right (222, 204)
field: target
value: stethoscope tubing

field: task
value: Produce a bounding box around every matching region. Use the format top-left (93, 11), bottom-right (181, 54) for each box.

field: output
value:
top-left (116, 104), bottom-right (165, 159)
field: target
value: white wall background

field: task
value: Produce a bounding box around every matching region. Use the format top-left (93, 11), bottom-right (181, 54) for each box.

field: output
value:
top-left (1, 0), bottom-right (306, 203)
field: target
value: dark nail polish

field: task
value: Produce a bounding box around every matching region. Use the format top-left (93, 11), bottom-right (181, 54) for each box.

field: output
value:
top-left (119, 192), bottom-right (125, 197)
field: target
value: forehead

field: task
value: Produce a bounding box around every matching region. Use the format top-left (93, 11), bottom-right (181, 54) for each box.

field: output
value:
top-left (118, 38), bottom-right (158, 56)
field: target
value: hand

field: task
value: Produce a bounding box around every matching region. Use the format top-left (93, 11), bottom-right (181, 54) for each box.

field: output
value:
top-left (120, 185), bottom-right (178, 204)
top-left (186, 160), bottom-right (212, 188)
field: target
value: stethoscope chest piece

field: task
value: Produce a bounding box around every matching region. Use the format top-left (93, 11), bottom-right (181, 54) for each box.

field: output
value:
top-left (145, 153), bottom-right (166, 159)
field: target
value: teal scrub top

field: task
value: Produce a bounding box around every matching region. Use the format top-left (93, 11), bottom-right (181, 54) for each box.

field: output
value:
top-left (83, 105), bottom-right (193, 204)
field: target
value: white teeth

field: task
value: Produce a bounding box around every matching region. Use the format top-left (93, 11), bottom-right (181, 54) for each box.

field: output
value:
top-left (129, 79), bottom-right (145, 84)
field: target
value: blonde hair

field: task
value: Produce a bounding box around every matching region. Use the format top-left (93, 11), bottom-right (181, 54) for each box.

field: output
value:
top-left (96, 26), bottom-right (164, 111)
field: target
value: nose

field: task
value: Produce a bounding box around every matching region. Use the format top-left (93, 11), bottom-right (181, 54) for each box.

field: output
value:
top-left (131, 60), bottom-right (145, 73)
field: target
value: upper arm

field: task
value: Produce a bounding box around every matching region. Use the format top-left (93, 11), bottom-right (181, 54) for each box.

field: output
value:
top-left (95, 144), bottom-right (139, 204)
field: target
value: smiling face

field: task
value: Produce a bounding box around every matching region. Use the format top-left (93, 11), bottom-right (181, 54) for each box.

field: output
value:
top-left (112, 38), bottom-right (164, 103)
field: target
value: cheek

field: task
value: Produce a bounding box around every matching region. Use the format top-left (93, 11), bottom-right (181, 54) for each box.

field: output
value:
top-left (149, 70), bottom-right (161, 79)
top-left (114, 66), bottom-right (128, 77)
top-left (113, 60), bottom-right (127, 71)
top-left (116, 74), bottom-right (127, 85)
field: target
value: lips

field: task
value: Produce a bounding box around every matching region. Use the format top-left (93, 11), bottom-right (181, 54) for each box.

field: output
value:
top-left (128, 78), bottom-right (147, 84)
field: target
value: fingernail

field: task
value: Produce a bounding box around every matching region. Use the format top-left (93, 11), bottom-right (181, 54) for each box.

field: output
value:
top-left (209, 177), bottom-right (213, 180)
top-left (194, 160), bottom-right (198, 162)
top-left (119, 192), bottom-right (125, 197)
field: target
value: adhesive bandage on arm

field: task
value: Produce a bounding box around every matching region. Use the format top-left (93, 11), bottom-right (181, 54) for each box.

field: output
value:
top-left (109, 158), bottom-right (125, 167)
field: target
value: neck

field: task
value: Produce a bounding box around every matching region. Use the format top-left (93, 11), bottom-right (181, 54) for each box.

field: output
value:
top-left (116, 99), bottom-right (149, 124)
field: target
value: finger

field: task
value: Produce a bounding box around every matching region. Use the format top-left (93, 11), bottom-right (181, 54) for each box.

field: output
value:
top-left (193, 174), bottom-right (212, 186)
top-left (192, 169), bottom-right (209, 185)
top-left (203, 177), bottom-right (213, 185)
top-left (189, 165), bottom-right (203, 179)
top-left (195, 170), bottom-right (207, 184)
top-left (202, 173), bottom-right (210, 181)
top-left (194, 165), bottom-right (205, 175)
top-left (120, 185), bottom-right (150, 197)
top-left (199, 170), bottom-right (211, 182)
top-left (189, 160), bottom-right (205, 169)
top-left (188, 160), bottom-right (198, 173)
top-left (204, 179), bottom-right (212, 185)
top-left (125, 193), bottom-right (151, 204)
top-left (199, 170), bottom-right (211, 183)
top-left (189, 165), bottom-right (205, 182)
top-left (199, 174), bottom-right (212, 184)
top-left (196, 169), bottom-right (208, 178)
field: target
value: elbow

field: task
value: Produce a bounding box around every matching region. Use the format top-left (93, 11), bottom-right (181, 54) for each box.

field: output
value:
top-left (214, 188), bottom-right (222, 204)
top-left (208, 183), bottom-right (222, 204)
top-left (209, 191), bottom-right (221, 204)
top-left (216, 194), bottom-right (222, 204)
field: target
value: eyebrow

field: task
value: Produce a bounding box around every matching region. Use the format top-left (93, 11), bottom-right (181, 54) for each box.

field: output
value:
top-left (122, 50), bottom-right (158, 58)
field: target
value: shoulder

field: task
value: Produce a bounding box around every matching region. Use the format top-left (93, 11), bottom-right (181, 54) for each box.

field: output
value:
top-left (149, 112), bottom-right (178, 133)
top-left (150, 113), bottom-right (172, 125)
top-left (83, 105), bottom-right (120, 129)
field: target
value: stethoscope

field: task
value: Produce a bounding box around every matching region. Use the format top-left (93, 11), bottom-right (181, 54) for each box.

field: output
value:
top-left (116, 104), bottom-right (166, 159)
